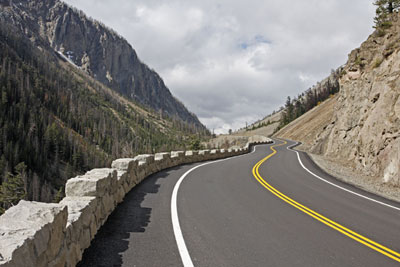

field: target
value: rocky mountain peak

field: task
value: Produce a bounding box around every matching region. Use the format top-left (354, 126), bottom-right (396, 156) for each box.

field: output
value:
top-left (0, 0), bottom-right (206, 131)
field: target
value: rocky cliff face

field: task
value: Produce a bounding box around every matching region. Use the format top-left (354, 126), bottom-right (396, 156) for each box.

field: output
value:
top-left (308, 14), bottom-right (400, 185)
top-left (0, 0), bottom-right (205, 130)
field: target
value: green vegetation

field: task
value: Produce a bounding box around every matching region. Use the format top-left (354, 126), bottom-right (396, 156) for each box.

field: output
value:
top-left (374, 58), bottom-right (384, 68)
top-left (0, 23), bottom-right (209, 214)
top-left (246, 119), bottom-right (274, 131)
top-left (0, 162), bottom-right (27, 214)
top-left (374, 0), bottom-right (400, 29)
top-left (189, 139), bottom-right (204, 151)
top-left (275, 69), bottom-right (340, 133)
top-left (375, 28), bottom-right (386, 37)
top-left (355, 56), bottom-right (363, 67)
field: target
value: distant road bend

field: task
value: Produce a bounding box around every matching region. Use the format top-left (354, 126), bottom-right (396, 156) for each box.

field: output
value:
top-left (80, 139), bottom-right (400, 267)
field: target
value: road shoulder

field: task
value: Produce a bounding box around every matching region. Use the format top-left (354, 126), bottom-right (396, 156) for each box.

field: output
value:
top-left (308, 152), bottom-right (400, 203)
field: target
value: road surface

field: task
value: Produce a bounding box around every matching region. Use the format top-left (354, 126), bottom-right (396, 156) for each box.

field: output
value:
top-left (79, 139), bottom-right (400, 266)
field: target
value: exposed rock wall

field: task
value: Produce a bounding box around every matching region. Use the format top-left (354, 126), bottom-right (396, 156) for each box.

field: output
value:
top-left (308, 16), bottom-right (400, 185)
top-left (0, 138), bottom-right (272, 267)
top-left (276, 14), bottom-right (400, 186)
top-left (0, 0), bottom-right (205, 130)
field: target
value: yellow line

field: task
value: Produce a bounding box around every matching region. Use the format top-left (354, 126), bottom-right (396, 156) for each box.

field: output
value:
top-left (252, 140), bottom-right (400, 263)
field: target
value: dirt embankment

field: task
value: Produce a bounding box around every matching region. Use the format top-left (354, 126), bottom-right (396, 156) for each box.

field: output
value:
top-left (274, 14), bottom-right (400, 200)
top-left (274, 96), bottom-right (337, 151)
top-left (235, 111), bottom-right (282, 137)
top-left (273, 94), bottom-right (400, 202)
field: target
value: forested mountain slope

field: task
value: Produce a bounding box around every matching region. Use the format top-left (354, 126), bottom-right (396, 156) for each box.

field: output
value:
top-left (0, 0), bottom-right (205, 130)
top-left (232, 67), bottom-right (341, 139)
top-left (0, 17), bottom-right (208, 213)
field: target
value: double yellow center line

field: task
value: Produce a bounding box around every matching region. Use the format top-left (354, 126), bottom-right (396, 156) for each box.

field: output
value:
top-left (252, 140), bottom-right (400, 263)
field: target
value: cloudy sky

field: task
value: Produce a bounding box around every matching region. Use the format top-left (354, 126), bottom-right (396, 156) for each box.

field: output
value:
top-left (65, 0), bottom-right (375, 134)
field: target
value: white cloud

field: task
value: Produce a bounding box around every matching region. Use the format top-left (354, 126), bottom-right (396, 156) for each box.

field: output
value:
top-left (64, 0), bottom-right (376, 133)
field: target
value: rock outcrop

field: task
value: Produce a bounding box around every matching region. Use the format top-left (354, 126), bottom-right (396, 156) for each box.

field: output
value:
top-left (277, 14), bottom-right (400, 186)
top-left (0, 0), bottom-right (205, 130)
top-left (309, 14), bottom-right (400, 185)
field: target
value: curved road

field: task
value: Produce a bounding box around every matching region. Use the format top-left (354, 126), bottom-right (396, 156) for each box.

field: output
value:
top-left (79, 139), bottom-right (400, 266)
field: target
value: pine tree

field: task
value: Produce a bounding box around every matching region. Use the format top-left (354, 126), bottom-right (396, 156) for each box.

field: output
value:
top-left (53, 186), bottom-right (64, 203)
top-left (0, 162), bottom-right (27, 214)
top-left (0, 21), bottom-right (208, 213)
top-left (189, 139), bottom-right (202, 150)
top-left (374, 0), bottom-right (400, 28)
top-left (284, 96), bottom-right (294, 124)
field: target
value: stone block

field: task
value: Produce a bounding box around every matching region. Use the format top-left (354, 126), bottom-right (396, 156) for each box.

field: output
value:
top-left (134, 154), bottom-right (156, 178)
top-left (47, 247), bottom-right (66, 267)
top-left (102, 193), bottom-right (115, 216)
top-left (60, 196), bottom-right (99, 245)
top-left (171, 151), bottom-right (185, 165)
top-left (0, 201), bottom-right (67, 267)
top-left (65, 169), bottom-right (116, 197)
top-left (112, 158), bottom-right (138, 188)
top-left (154, 152), bottom-right (172, 170)
top-left (184, 151), bottom-right (199, 163)
top-left (65, 243), bottom-right (81, 267)
top-left (135, 162), bottom-right (147, 184)
top-left (111, 158), bottom-right (137, 172)
top-left (210, 149), bottom-right (219, 159)
top-left (198, 150), bottom-right (210, 161)
top-left (60, 197), bottom-right (97, 234)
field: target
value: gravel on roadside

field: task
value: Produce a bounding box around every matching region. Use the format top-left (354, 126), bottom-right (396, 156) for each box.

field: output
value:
top-left (308, 153), bottom-right (400, 203)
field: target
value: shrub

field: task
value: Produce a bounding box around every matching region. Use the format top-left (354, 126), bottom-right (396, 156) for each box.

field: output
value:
top-left (374, 58), bottom-right (383, 68)
top-left (189, 139), bottom-right (203, 150)
top-left (381, 20), bottom-right (393, 29)
top-left (375, 29), bottom-right (386, 37)
top-left (355, 56), bottom-right (365, 68)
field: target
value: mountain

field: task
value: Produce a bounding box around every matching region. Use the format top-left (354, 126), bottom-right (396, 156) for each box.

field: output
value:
top-left (237, 11), bottom-right (400, 190)
top-left (230, 67), bottom-right (341, 139)
top-left (275, 13), bottom-right (400, 188)
top-left (0, 0), bottom-right (209, 212)
top-left (0, 0), bottom-right (204, 130)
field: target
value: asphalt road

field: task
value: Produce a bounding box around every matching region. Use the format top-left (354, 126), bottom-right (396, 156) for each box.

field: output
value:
top-left (79, 139), bottom-right (400, 266)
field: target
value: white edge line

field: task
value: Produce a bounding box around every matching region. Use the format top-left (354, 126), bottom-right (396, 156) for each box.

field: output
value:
top-left (285, 142), bottom-right (400, 211)
top-left (171, 142), bottom-right (268, 266)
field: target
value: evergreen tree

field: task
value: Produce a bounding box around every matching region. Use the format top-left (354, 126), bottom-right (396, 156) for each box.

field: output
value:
top-left (0, 21), bottom-right (209, 214)
top-left (189, 139), bottom-right (202, 150)
top-left (374, 0), bottom-right (400, 28)
top-left (0, 162), bottom-right (27, 214)
top-left (284, 96), bottom-right (294, 124)
top-left (275, 68), bottom-right (342, 134)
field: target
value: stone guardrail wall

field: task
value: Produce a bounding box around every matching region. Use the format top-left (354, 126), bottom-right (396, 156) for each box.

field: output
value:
top-left (0, 138), bottom-right (272, 267)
